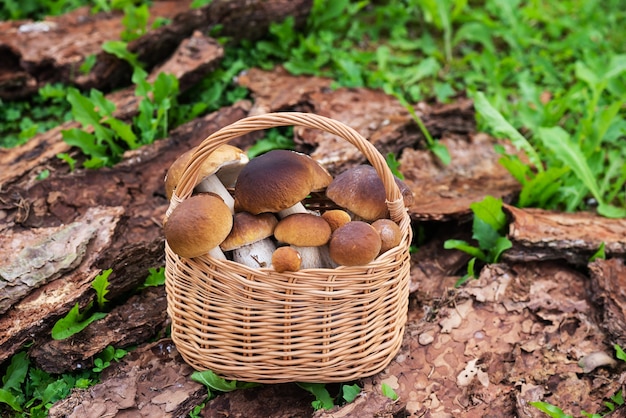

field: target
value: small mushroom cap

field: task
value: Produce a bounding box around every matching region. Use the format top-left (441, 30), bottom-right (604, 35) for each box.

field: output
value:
top-left (329, 221), bottom-right (382, 266)
top-left (234, 150), bottom-right (332, 214)
top-left (274, 213), bottom-right (332, 247)
top-left (220, 212), bottom-right (278, 251)
top-left (371, 218), bottom-right (403, 254)
top-left (321, 209), bottom-right (352, 232)
top-left (164, 194), bottom-right (233, 258)
top-left (272, 246), bottom-right (302, 273)
top-left (326, 165), bottom-right (414, 221)
top-left (165, 144), bottom-right (248, 200)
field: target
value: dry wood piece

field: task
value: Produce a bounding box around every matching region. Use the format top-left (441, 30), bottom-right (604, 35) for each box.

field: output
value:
top-left (0, 30), bottom-right (224, 189)
top-left (48, 339), bottom-right (205, 418)
top-left (0, 0), bottom-right (313, 99)
top-left (400, 133), bottom-right (521, 220)
top-left (503, 204), bottom-right (626, 265)
top-left (0, 102), bottom-right (252, 364)
top-left (30, 286), bottom-right (168, 374)
top-left (589, 258), bottom-right (626, 348)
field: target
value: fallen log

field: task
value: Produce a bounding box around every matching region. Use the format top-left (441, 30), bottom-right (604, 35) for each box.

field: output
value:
top-left (30, 286), bottom-right (169, 374)
top-left (503, 204), bottom-right (626, 265)
top-left (0, 101), bottom-right (253, 364)
top-left (0, 0), bottom-right (313, 99)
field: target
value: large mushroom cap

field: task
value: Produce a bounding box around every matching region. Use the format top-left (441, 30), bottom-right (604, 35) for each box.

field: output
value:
top-left (220, 212), bottom-right (278, 251)
top-left (165, 144), bottom-right (248, 200)
top-left (274, 213), bottom-right (332, 247)
top-left (164, 194), bottom-right (233, 258)
top-left (329, 221), bottom-right (382, 266)
top-left (234, 150), bottom-right (332, 215)
top-left (326, 165), bottom-right (414, 221)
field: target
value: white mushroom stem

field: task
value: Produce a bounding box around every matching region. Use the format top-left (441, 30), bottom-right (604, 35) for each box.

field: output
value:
top-left (195, 175), bottom-right (235, 213)
top-left (290, 245), bottom-right (329, 269)
top-left (207, 246), bottom-right (227, 260)
top-left (232, 239), bottom-right (276, 268)
top-left (277, 202), bottom-right (308, 218)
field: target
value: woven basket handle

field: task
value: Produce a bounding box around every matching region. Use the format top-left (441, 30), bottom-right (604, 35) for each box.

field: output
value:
top-left (167, 112), bottom-right (407, 223)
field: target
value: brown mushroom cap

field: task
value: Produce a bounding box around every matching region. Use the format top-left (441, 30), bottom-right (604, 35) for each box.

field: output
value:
top-left (220, 212), bottom-right (278, 251)
top-left (164, 194), bottom-right (233, 258)
top-left (329, 221), bottom-right (382, 266)
top-left (234, 150), bottom-right (332, 215)
top-left (272, 246), bottom-right (302, 273)
top-left (164, 144), bottom-right (248, 200)
top-left (371, 218), bottom-right (403, 254)
top-left (325, 165), bottom-right (414, 221)
top-left (321, 209), bottom-right (352, 232)
top-left (274, 213), bottom-right (332, 247)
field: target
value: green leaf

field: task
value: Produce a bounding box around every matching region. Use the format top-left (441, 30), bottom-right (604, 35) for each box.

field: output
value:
top-left (615, 344), bottom-right (626, 362)
top-left (104, 118), bottom-right (138, 149)
top-left (65, 88), bottom-right (102, 128)
top-left (102, 41), bottom-right (142, 70)
top-left (470, 196), bottom-right (507, 233)
top-left (472, 217), bottom-right (501, 251)
top-left (296, 382), bottom-right (335, 410)
top-left (385, 152), bottom-right (404, 179)
top-left (342, 384), bottom-right (361, 403)
top-left (489, 236), bottom-right (513, 262)
top-left (455, 257), bottom-right (477, 287)
top-left (140, 267), bottom-right (166, 289)
top-left (529, 401), bottom-right (573, 418)
top-left (443, 239), bottom-right (487, 261)
top-left (589, 242), bottom-right (606, 262)
top-left (0, 388), bottom-right (22, 412)
top-left (191, 370), bottom-right (258, 395)
top-left (92, 269), bottom-right (112, 310)
top-left (2, 351), bottom-right (29, 391)
top-left (51, 302), bottom-right (107, 340)
top-left (473, 92), bottom-right (543, 172)
top-left (430, 142), bottom-right (451, 166)
top-left (61, 129), bottom-right (108, 161)
top-left (381, 383), bottom-right (398, 401)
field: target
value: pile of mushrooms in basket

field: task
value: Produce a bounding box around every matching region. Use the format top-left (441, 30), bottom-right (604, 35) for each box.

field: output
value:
top-left (164, 146), bottom-right (413, 272)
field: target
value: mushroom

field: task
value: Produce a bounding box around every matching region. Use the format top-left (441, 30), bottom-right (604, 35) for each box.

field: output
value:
top-left (371, 218), bottom-right (403, 254)
top-left (234, 149), bottom-right (332, 218)
top-left (321, 209), bottom-right (352, 232)
top-left (273, 213), bottom-right (332, 269)
top-left (220, 212), bottom-right (278, 268)
top-left (325, 165), bottom-right (414, 221)
top-left (164, 144), bottom-right (248, 212)
top-left (272, 246), bottom-right (302, 273)
top-left (329, 221), bottom-right (382, 266)
top-left (164, 194), bottom-right (233, 260)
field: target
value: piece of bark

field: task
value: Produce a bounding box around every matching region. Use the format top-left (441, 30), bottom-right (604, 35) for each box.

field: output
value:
top-left (202, 383), bottom-right (314, 418)
top-left (48, 339), bottom-right (205, 418)
top-left (588, 258), bottom-right (626, 348)
top-left (503, 204), bottom-right (626, 265)
top-left (0, 30), bottom-right (224, 189)
top-left (0, 1), bottom-right (192, 99)
top-left (313, 391), bottom-right (404, 418)
top-left (0, 0), bottom-right (313, 99)
top-left (30, 286), bottom-right (168, 374)
top-left (0, 101), bottom-right (252, 364)
top-left (400, 133), bottom-right (521, 220)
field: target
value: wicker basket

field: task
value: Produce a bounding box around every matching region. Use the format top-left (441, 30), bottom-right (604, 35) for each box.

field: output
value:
top-left (164, 112), bottom-right (412, 383)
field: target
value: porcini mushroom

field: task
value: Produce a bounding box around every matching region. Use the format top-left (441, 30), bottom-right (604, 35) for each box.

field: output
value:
top-left (371, 218), bottom-right (403, 254)
top-left (220, 212), bottom-right (278, 268)
top-left (273, 213), bottom-right (332, 269)
top-left (325, 165), bottom-right (414, 221)
top-left (164, 194), bottom-right (233, 259)
top-left (321, 209), bottom-right (352, 232)
top-left (272, 246), bottom-right (302, 273)
top-left (234, 149), bottom-right (332, 218)
top-left (329, 221), bottom-right (382, 266)
top-left (165, 144), bottom-right (248, 212)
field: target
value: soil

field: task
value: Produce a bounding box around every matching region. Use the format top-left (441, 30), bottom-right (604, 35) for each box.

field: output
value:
top-left (1, 3), bottom-right (625, 417)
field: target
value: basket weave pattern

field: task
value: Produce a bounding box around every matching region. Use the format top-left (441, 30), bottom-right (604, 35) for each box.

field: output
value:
top-left (165, 112), bottom-right (412, 383)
